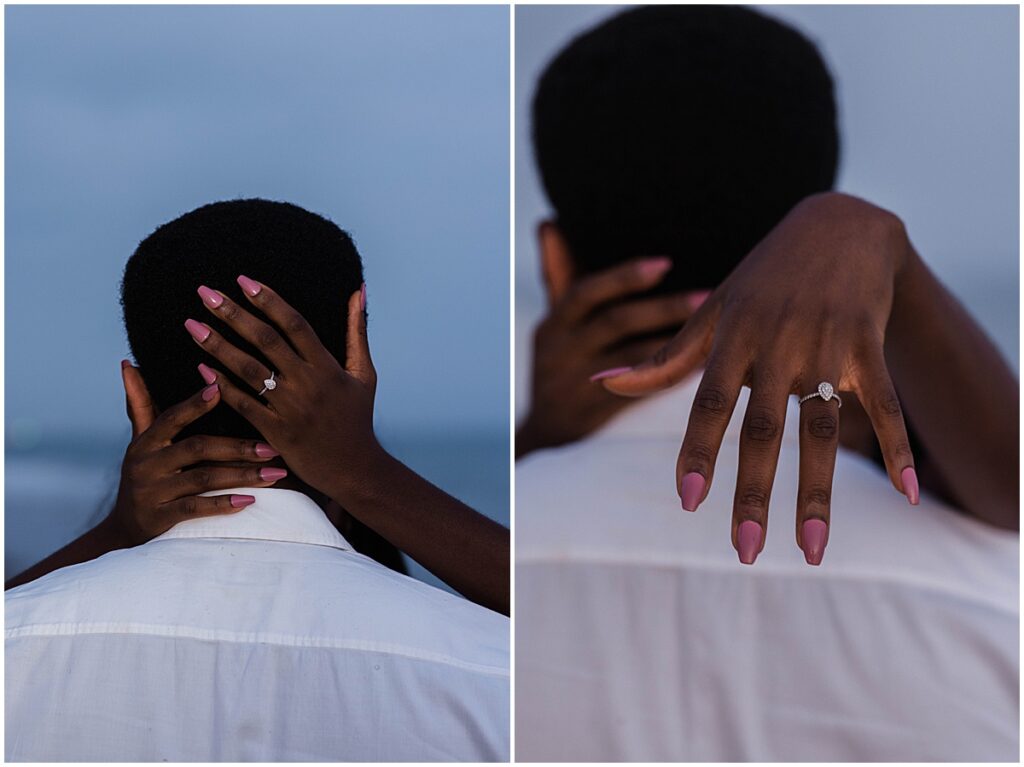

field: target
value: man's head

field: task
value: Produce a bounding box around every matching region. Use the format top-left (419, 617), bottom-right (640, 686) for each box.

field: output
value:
top-left (533, 5), bottom-right (839, 293)
top-left (122, 199), bottom-right (363, 440)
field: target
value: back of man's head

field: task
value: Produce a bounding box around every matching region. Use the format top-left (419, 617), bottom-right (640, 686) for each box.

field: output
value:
top-left (122, 198), bottom-right (363, 440)
top-left (533, 5), bottom-right (839, 292)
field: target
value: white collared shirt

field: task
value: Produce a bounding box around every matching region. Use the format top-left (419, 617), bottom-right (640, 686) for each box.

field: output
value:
top-left (516, 374), bottom-right (1018, 762)
top-left (6, 488), bottom-right (509, 762)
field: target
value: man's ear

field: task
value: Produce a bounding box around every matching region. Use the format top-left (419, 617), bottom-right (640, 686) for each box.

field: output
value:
top-left (537, 221), bottom-right (575, 308)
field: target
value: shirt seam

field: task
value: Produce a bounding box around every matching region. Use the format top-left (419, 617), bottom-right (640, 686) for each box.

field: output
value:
top-left (5, 622), bottom-right (509, 678)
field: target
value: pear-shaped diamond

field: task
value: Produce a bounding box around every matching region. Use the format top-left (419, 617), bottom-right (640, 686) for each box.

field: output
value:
top-left (818, 381), bottom-right (834, 401)
top-left (264, 378), bottom-right (277, 391)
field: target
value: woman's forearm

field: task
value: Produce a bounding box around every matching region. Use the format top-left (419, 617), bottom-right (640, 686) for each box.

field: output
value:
top-left (5, 515), bottom-right (132, 590)
top-left (885, 244), bottom-right (1018, 529)
top-left (330, 447), bottom-right (510, 615)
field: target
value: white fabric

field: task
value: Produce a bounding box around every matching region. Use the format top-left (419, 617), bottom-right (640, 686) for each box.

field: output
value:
top-left (6, 488), bottom-right (509, 762)
top-left (516, 374), bottom-right (1018, 761)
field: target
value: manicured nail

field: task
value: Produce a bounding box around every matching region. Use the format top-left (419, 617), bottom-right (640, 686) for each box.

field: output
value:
top-left (901, 466), bottom-right (920, 505)
top-left (121, 359), bottom-right (131, 369)
top-left (801, 518), bottom-right (829, 566)
top-left (197, 285), bottom-right (224, 309)
top-left (638, 257), bottom-right (673, 279)
top-left (260, 467), bottom-right (288, 482)
top-left (589, 366), bottom-right (632, 382)
top-left (686, 290), bottom-right (713, 311)
top-left (197, 363), bottom-right (217, 385)
top-left (254, 443), bottom-right (280, 459)
top-left (237, 274), bottom-right (262, 297)
top-left (680, 471), bottom-right (706, 512)
top-left (201, 384), bottom-right (219, 402)
top-left (737, 520), bottom-right (763, 565)
top-left (359, 282), bottom-right (366, 311)
top-left (185, 319), bottom-right (211, 343)
top-left (230, 494), bottom-right (256, 509)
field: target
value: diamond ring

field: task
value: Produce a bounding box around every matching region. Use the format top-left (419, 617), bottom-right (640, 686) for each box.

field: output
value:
top-left (258, 371), bottom-right (278, 396)
top-left (799, 381), bottom-right (842, 408)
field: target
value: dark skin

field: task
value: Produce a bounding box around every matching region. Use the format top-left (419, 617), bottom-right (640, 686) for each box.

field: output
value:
top-left (8, 283), bottom-right (510, 615)
top-left (594, 192), bottom-right (1018, 563)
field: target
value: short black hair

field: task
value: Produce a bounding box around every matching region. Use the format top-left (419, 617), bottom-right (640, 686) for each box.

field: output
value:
top-left (532, 5), bottom-right (839, 291)
top-left (122, 198), bottom-right (363, 440)
top-left (122, 199), bottom-right (407, 575)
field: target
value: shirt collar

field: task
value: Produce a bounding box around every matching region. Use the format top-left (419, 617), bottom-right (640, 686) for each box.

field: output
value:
top-left (152, 487), bottom-right (352, 551)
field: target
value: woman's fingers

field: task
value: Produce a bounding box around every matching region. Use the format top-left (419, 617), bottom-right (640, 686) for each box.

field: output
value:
top-left (586, 290), bottom-right (710, 352)
top-left (345, 283), bottom-right (376, 387)
top-left (559, 257), bottom-right (674, 323)
top-left (141, 382), bottom-right (222, 447)
top-left (160, 436), bottom-right (280, 471)
top-left (121, 360), bottom-right (158, 438)
top-left (159, 493), bottom-right (258, 525)
top-left (731, 368), bottom-right (789, 565)
top-left (235, 275), bottom-right (328, 363)
top-left (201, 364), bottom-right (278, 435)
top-left (795, 373), bottom-right (843, 565)
top-left (597, 299), bottom-right (718, 396)
top-left (858, 346), bottom-right (918, 504)
top-left (675, 347), bottom-right (746, 511)
top-left (171, 464), bottom-right (287, 497)
top-left (196, 286), bottom-right (300, 372)
top-left (185, 318), bottom-right (275, 394)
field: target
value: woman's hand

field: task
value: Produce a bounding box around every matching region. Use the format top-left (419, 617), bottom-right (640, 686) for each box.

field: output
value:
top-left (187, 278), bottom-right (509, 614)
top-left (595, 192), bottom-right (919, 565)
top-left (186, 278), bottom-right (380, 506)
top-left (111, 362), bottom-right (285, 545)
top-left (517, 257), bottom-right (709, 458)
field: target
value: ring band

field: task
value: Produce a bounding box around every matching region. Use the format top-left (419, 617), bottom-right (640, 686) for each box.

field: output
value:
top-left (259, 371), bottom-right (278, 396)
top-left (799, 381), bottom-right (842, 408)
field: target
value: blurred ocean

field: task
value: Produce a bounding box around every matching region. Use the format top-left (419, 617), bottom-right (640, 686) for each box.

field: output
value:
top-left (5, 430), bottom-right (509, 595)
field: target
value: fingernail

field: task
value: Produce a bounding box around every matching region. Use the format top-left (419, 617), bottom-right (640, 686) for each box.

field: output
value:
top-left (197, 285), bottom-right (223, 309)
top-left (638, 257), bottom-right (673, 279)
top-left (680, 471), bottom-right (706, 512)
top-left (254, 443), bottom-right (280, 459)
top-left (121, 359), bottom-right (131, 369)
top-left (201, 384), bottom-right (219, 402)
top-left (230, 494), bottom-right (256, 509)
top-left (589, 366), bottom-right (632, 382)
top-left (197, 363), bottom-right (217, 385)
top-left (237, 274), bottom-right (262, 297)
top-left (185, 319), bottom-right (211, 343)
top-left (260, 467), bottom-right (288, 482)
top-left (901, 466), bottom-right (920, 505)
top-left (738, 520), bottom-right (763, 565)
top-left (686, 290), bottom-right (713, 311)
top-left (801, 519), bottom-right (829, 566)
top-left (359, 283), bottom-right (366, 311)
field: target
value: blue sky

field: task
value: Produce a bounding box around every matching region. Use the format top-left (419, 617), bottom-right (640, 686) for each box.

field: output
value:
top-left (6, 5), bottom-right (510, 447)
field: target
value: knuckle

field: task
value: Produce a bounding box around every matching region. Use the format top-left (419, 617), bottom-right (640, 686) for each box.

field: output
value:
top-left (182, 497), bottom-right (198, 516)
top-left (221, 302), bottom-right (239, 321)
top-left (255, 326), bottom-right (280, 348)
top-left (193, 469), bottom-right (213, 490)
top-left (240, 361), bottom-right (263, 382)
top-left (285, 312), bottom-right (307, 335)
top-left (738, 484), bottom-right (771, 510)
top-left (694, 385), bottom-right (730, 416)
top-left (802, 486), bottom-right (832, 509)
top-left (683, 441), bottom-right (716, 469)
top-left (888, 439), bottom-right (913, 461)
top-left (876, 391), bottom-right (903, 418)
top-left (805, 413), bottom-right (838, 441)
top-left (744, 409), bottom-right (780, 443)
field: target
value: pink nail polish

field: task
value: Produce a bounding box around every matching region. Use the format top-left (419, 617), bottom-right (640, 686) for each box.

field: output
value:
top-left (197, 363), bottom-right (217, 385)
top-left (121, 359), bottom-right (131, 370)
top-left (260, 467), bottom-right (288, 482)
top-left (201, 384), bottom-right (219, 402)
top-left (901, 466), bottom-right (920, 505)
top-left (197, 285), bottom-right (224, 309)
top-left (184, 319), bottom-right (211, 343)
top-left (360, 283), bottom-right (366, 311)
top-left (638, 257), bottom-right (673, 279)
top-left (254, 443), bottom-right (280, 459)
top-left (237, 274), bottom-right (262, 297)
top-left (801, 519), bottom-right (829, 566)
top-left (686, 290), bottom-right (713, 311)
top-left (680, 472), bottom-right (706, 512)
top-left (737, 520), bottom-right (763, 565)
top-left (589, 366), bottom-right (632, 382)
top-left (230, 494), bottom-right (256, 509)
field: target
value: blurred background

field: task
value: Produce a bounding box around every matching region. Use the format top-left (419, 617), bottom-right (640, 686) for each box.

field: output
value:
top-left (515, 4), bottom-right (1019, 419)
top-left (5, 5), bottom-right (510, 589)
